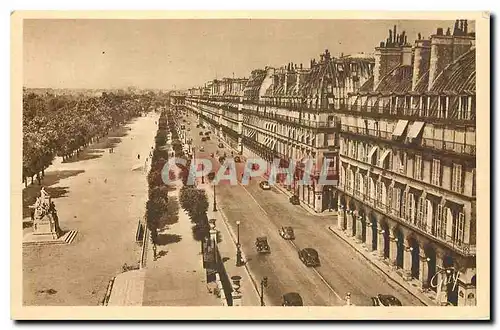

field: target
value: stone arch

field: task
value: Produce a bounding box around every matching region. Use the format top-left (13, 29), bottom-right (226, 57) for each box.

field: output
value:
top-left (406, 235), bottom-right (420, 279)
top-left (392, 226), bottom-right (405, 269)
top-left (378, 217), bottom-right (390, 259)
top-left (443, 253), bottom-right (459, 306)
top-left (358, 207), bottom-right (367, 243)
top-left (368, 211), bottom-right (378, 251)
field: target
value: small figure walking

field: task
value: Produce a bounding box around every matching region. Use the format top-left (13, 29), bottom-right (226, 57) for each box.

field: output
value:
top-left (153, 244), bottom-right (157, 261)
top-left (137, 154), bottom-right (140, 160)
top-left (104, 178), bottom-right (107, 184)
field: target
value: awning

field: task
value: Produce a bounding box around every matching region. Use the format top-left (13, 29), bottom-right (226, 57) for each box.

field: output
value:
top-left (392, 120), bottom-right (409, 137)
top-left (407, 121), bottom-right (425, 139)
top-left (368, 146), bottom-right (378, 159)
top-left (379, 149), bottom-right (391, 165)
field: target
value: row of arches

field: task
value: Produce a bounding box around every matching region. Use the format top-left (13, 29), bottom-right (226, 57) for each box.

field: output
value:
top-left (337, 193), bottom-right (475, 306)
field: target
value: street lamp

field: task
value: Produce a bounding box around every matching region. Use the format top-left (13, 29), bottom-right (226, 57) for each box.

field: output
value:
top-left (236, 220), bottom-right (243, 267)
top-left (260, 277), bottom-right (268, 306)
top-left (213, 182), bottom-right (217, 212)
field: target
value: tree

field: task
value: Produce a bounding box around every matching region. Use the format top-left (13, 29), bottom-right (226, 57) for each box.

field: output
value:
top-left (179, 186), bottom-right (208, 223)
top-left (146, 197), bottom-right (168, 258)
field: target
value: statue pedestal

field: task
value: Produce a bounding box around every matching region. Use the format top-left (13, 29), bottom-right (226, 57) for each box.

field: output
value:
top-left (33, 215), bottom-right (61, 240)
top-left (23, 205), bottom-right (78, 246)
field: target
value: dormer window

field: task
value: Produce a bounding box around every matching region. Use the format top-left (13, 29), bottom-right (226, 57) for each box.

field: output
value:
top-left (439, 96), bottom-right (448, 118)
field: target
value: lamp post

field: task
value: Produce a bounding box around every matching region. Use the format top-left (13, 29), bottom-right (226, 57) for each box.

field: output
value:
top-left (236, 220), bottom-right (243, 267)
top-left (260, 277), bottom-right (268, 306)
top-left (213, 182), bottom-right (218, 212)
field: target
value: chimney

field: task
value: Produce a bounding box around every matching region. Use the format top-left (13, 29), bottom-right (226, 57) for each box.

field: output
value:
top-left (452, 20), bottom-right (474, 62)
top-left (300, 63), bottom-right (303, 69)
top-left (373, 27), bottom-right (404, 90)
top-left (411, 39), bottom-right (431, 91)
top-left (284, 70), bottom-right (288, 95)
top-left (428, 27), bottom-right (453, 90)
top-left (401, 45), bottom-right (413, 66)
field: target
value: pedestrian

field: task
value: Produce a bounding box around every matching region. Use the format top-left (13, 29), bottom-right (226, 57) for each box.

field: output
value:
top-left (104, 178), bottom-right (107, 184)
top-left (137, 154), bottom-right (140, 160)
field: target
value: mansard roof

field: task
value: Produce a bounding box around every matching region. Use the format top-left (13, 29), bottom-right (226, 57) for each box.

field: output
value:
top-left (374, 65), bottom-right (413, 94)
top-left (429, 47), bottom-right (475, 94)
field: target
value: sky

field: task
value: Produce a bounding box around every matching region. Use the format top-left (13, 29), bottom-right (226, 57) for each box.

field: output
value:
top-left (23, 19), bottom-right (472, 90)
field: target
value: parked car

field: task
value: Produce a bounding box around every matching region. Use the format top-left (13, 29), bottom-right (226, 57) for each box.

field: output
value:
top-left (289, 195), bottom-right (300, 205)
top-left (218, 156), bottom-right (226, 164)
top-left (218, 142), bottom-right (224, 148)
top-left (205, 132), bottom-right (210, 135)
top-left (234, 156), bottom-right (241, 163)
top-left (282, 292), bottom-right (303, 306)
top-left (279, 226), bottom-right (295, 240)
top-left (259, 181), bottom-right (271, 190)
top-left (199, 132), bottom-right (204, 136)
top-left (201, 137), bottom-right (207, 142)
top-left (298, 248), bottom-right (320, 267)
top-left (255, 236), bottom-right (271, 254)
top-left (205, 136), bottom-right (211, 141)
top-left (371, 294), bottom-right (402, 306)
top-left (199, 146), bottom-right (204, 152)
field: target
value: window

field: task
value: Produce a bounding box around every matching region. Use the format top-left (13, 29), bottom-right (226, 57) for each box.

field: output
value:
top-left (431, 159), bottom-right (441, 186)
top-left (376, 181), bottom-right (383, 207)
top-left (417, 197), bottom-right (425, 228)
top-left (397, 151), bottom-right (407, 174)
top-left (358, 143), bottom-right (365, 162)
top-left (434, 204), bottom-right (446, 239)
top-left (414, 155), bottom-right (422, 180)
top-left (452, 164), bottom-right (463, 193)
top-left (454, 212), bottom-right (465, 244)
top-left (439, 96), bottom-right (448, 118)
top-left (459, 96), bottom-right (468, 120)
top-left (408, 193), bottom-right (416, 224)
top-left (355, 172), bottom-right (360, 194)
top-left (401, 190), bottom-right (407, 220)
top-left (388, 186), bottom-right (393, 211)
top-left (393, 187), bottom-right (401, 215)
top-left (422, 96), bottom-right (429, 117)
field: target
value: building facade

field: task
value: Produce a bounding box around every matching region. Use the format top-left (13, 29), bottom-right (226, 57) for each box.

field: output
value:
top-left (336, 21), bottom-right (476, 306)
top-left (184, 50), bottom-right (374, 212)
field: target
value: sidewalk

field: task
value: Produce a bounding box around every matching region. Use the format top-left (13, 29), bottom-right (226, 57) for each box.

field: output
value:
top-left (141, 179), bottom-right (220, 306)
top-left (326, 225), bottom-right (438, 306)
top-left (200, 182), bottom-right (262, 306)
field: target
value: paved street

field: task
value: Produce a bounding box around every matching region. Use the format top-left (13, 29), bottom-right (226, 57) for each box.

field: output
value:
top-left (22, 113), bottom-right (158, 306)
top-left (183, 113), bottom-right (424, 306)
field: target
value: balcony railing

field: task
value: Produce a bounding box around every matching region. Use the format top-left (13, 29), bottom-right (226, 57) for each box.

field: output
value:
top-left (337, 185), bottom-right (476, 256)
top-left (340, 124), bottom-right (392, 140)
top-left (342, 104), bottom-right (476, 122)
top-left (422, 138), bottom-right (476, 156)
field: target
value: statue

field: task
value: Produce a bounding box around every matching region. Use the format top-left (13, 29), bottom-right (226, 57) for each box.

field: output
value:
top-left (29, 187), bottom-right (62, 239)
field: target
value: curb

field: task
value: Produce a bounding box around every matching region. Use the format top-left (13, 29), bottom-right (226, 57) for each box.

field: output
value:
top-left (327, 226), bottom-right (434, 306)
top-left (204, 185), bottom-right (265, 306)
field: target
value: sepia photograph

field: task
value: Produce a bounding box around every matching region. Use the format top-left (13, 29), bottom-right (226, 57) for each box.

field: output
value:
top-left (10, 11), bottom-right (490, 320)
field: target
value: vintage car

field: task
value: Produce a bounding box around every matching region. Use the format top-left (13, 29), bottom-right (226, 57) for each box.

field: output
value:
top-left (371, 294), bottom-right (402, 306)
top-left (298, 248), bottom-right (320, 267)
top-left (205, 131), bottom-right (210, 135)
top-left (234, 156), bottom-right (241, 163)
top-left (199, 146), bottom-right (204, 152)
top-left (199, 132), bottom-right (204, 136)
top-left (205, 136), bottom-right (211, 141)
top-left (218, 142), bottom-right (224, 148)
top-left (255, 236), bottom-right (271, 254)
top-left (282, 292), bottom-right (304, 306)
top-left (201, 137), bottom-right (207, 142)
top-left (259, 181), bottom-right (271, 190)
top-left (289, 195), bottom-right (300, 205)
top-left (279, 226), bottom-right (295, 240)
